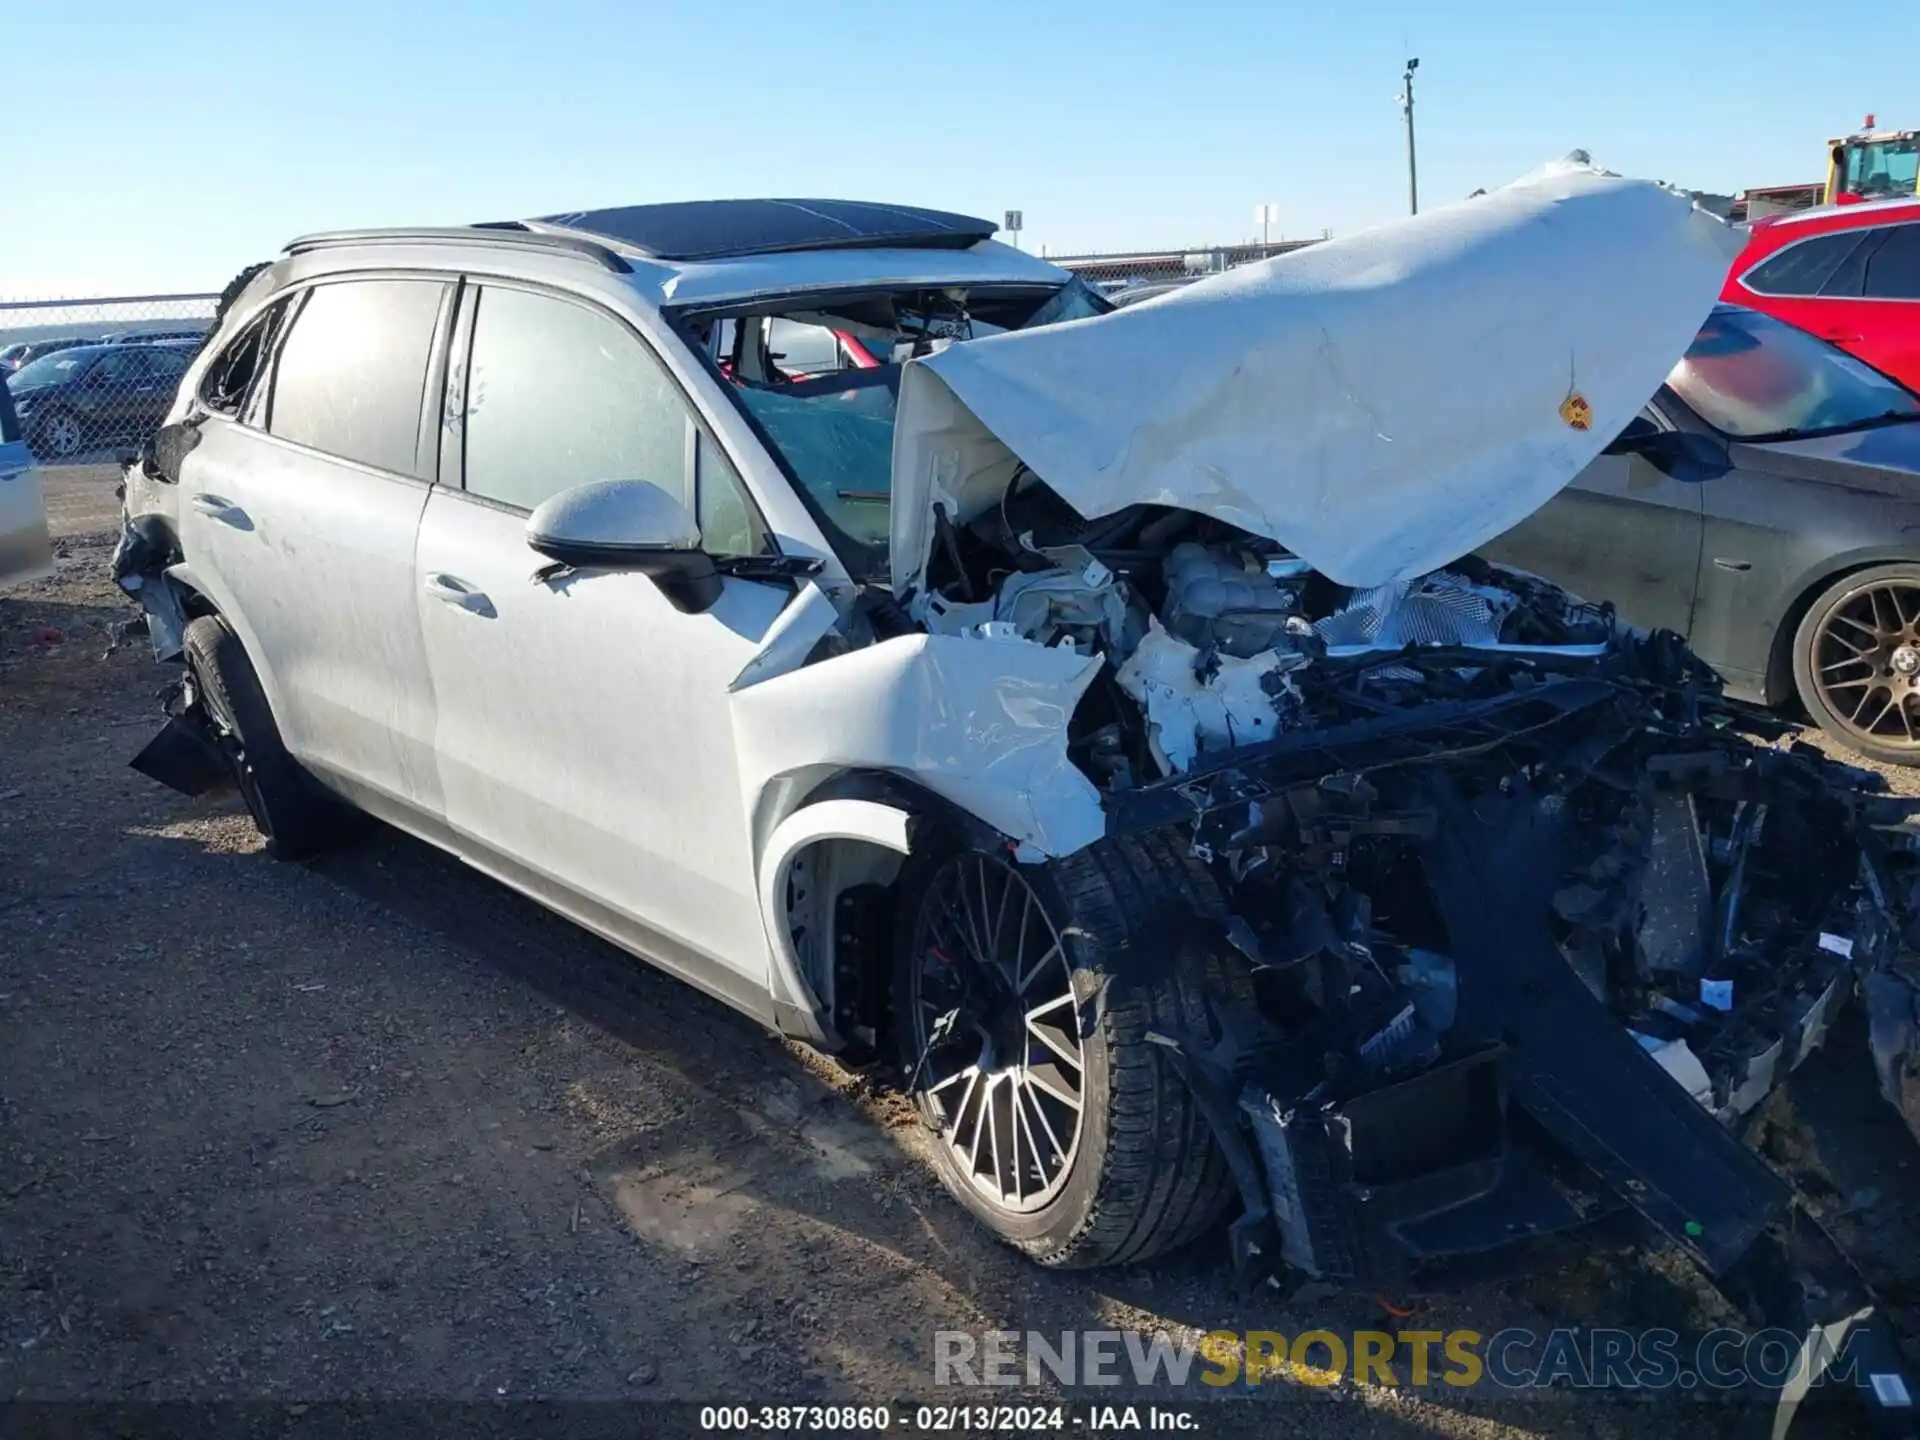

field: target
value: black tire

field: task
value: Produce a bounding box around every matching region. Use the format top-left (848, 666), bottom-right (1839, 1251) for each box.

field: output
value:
top-left (1790, 563), bottom-right (1920, 766)
top-left (182, 615), bottom-right (350, 859)
top-left (892, 830), bottom-right (1249, 1269)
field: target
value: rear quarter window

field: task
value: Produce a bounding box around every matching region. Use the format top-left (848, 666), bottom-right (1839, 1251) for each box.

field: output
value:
top-left (200, 299), bottom-right (294, 418)
top-left (266, 278), bottom-right (447, 475)
top-left (1743, 230), bottom-right (1868, 297)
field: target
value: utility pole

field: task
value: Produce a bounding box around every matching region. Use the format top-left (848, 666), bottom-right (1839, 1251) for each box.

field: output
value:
top-left (1254, 203), bottom-right (1278, 250)
top-left (1400, 57), bottom-right (1420, 215)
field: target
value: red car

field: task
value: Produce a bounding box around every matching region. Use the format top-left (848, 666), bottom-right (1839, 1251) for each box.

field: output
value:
top-left (1722, 197), bottom-right (1920, 391)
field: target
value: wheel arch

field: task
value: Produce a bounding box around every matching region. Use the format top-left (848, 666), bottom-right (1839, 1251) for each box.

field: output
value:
top-left (753, 767), bottom-right (1029, 1053)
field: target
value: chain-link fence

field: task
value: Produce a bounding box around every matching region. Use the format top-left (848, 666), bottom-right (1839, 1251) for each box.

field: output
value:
top-left (1051, 238), bottom-right (1324, 290)
top-left (0, 293), bottom-right (219, 465)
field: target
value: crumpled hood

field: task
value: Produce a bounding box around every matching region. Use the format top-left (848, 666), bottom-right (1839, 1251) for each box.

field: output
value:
top-left (890, 158), bottom-right (1742, 594)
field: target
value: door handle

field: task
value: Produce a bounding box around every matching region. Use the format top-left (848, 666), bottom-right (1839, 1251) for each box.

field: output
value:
top-left (424, 572), bottom-right (492, 613)
top-left (189, 493), bottom-right (248, 527)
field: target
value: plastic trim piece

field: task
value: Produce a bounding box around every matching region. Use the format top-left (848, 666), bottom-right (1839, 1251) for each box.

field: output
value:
top-left (756, 799), bottom-right (914, 1043)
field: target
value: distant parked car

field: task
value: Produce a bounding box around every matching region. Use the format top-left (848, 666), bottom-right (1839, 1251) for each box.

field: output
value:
top-left (1109, 279), bottom-right (1196, 308)
top-left (6, 340), bottom-right (197, 461)
top-left (1481, 303), bottom-right (1920, 763)
top-left (97, 327), bottom-right (211, 346)
top-left (1721, 196), bottom-right (1920, 392)
top-left (0, 337), bottom-right (92, 375)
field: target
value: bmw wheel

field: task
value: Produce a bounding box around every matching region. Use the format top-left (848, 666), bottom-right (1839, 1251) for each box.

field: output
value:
top-left (1792, 564), bottom-right (1920, 766)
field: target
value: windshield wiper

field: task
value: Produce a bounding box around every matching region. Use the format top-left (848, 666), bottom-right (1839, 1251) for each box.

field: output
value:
top-left (1743, 410), bottom-right (1920, 444)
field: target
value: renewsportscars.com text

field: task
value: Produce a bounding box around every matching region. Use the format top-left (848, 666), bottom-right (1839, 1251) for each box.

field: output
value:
top-left (934, 1326), bottom-right (1917, 1401)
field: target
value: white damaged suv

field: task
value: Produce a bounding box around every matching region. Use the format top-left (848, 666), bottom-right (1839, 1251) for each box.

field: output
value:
top-left (113, 174), bottom-right (1920, 1391)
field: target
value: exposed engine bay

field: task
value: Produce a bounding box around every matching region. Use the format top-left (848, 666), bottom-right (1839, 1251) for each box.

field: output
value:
top-left (838, 465), bottom-right (1920, 1403)
top-left (671, 277), bottom-right (1920, 1330)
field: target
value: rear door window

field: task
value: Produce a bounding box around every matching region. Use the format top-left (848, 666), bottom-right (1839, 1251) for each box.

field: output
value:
top-left (1814, 228), bottom-right (1889, 298)
top-left (144, 347), bottom-right (192, 385)
top-left (1864, 224), bottom-right (1920, 301)
top-left (201, 301), bottom-right (295, 418)
top-left (266, 278), bottom-right (448, 475)
top-left (91, 347), bottom-right (152, 387)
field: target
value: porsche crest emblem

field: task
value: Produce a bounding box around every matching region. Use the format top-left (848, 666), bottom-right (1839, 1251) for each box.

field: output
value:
top-left (1559, 392), bottom-right (1594, 431)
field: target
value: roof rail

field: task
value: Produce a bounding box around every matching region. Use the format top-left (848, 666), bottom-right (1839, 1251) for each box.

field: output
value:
top-left (281, 225), bottom-right (633, 274)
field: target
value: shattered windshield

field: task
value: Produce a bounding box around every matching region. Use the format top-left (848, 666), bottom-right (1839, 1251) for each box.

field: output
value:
top-left (688, 277), bottom-right (1110, 578)
top-left (1665, 307), bottom-right (1919, 440)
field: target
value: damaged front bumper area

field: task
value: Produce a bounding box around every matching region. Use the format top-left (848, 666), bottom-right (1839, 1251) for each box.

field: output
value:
top-left (1111, 633), bottom-right (1920, 1414)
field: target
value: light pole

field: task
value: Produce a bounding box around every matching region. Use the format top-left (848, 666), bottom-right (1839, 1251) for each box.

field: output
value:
top-left (1254, 203), bottom-right (1279, 249)
top-left (1400, 57), bottom-right (1420, 215)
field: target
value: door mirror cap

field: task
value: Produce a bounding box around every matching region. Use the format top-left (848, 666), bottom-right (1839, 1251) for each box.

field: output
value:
top-left (526, 479), bottom-right (721, 614)
top-left (1603, 415), bottom-right (1662, 455)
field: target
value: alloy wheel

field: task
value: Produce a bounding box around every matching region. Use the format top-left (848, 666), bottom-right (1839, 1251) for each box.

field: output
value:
top-left (1811, 579), bottom-right (1920, 751)
top-left (906, 853), bottom-right (1086, 1213)
top-left (41, 411), bottom-right (83, 458)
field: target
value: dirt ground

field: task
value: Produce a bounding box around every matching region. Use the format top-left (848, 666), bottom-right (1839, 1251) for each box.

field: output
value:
top-left (4, 466), bottom-right (1919, 1438)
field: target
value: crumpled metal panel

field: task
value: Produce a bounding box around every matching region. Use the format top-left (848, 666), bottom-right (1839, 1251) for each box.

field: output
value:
top-left (891, 158), bottom-right (1742, 597)
top-left (728, 629), bottom-right (1107, 861)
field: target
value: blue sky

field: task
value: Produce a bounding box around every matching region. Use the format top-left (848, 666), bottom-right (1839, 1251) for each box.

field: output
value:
top-left (1, 1), bottom-right (1907, 296)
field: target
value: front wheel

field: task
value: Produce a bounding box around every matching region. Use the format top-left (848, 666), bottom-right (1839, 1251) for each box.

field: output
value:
top-left (29, 407), bottom-right (85, 461)
top-left (1791, 564), bottom-right (1920, 766)
top-left (892, 832), bottom-right (1247, 1268)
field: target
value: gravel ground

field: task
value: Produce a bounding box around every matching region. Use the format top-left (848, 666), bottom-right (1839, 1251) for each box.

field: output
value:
top-left (3, 467), bottom-right (1918, 1438)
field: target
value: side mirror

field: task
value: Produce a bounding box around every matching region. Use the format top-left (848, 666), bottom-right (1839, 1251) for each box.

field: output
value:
top-left (1603, 420), bottom-right (1731, 483)
top-left (526, 479), bottom-right (722, 614)
top-left (1603, 415), bottom-right (1662, 455)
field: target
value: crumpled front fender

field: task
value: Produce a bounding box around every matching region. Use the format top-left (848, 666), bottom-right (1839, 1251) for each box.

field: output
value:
top-left (728, 628), bottom-right (1107, 866)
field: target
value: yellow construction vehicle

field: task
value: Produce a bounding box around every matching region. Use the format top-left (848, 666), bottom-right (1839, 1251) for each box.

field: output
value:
top-left (1825, 116), bottom-right (1920, 204)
